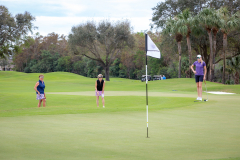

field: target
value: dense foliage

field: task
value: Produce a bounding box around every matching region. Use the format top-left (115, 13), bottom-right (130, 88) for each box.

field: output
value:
top-left (1, 1), bottom-right (240, 84)
top-left (153, 0), bottom-right (240, 84)
top-left (0, 5), bottom-right (36, 58)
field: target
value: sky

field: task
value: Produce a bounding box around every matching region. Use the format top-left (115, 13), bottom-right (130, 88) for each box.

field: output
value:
top-left (0, 0), bottom-right (164, 36)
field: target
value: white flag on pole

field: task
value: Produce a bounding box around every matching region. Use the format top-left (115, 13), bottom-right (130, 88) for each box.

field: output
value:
top-left (145, 34), bottom-right (161, 137)
top-left (146, 34), bottom-right (161, 59)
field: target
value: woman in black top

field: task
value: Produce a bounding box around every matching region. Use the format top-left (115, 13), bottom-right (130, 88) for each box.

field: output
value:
top-left (95, 74), bottom-right (105, 108)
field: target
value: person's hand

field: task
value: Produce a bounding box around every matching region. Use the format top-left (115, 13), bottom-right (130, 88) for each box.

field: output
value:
top-left (38, 91), bottom-right (40, 95)
top-left (193, 71), bottom-right (196, 74)
top-left (203, 76), bottom-right (206, 80)
top-left (97, 91), bottom-right (99, 96)
top-left (102, 90), bottom-right (104, 94)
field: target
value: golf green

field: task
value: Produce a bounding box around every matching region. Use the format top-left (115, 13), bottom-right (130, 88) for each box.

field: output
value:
top-left (0, 72), bottom-right (239, 160)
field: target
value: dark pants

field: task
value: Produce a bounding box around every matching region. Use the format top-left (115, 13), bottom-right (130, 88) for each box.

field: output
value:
top-left (195, 75), bottom-right (204, 83)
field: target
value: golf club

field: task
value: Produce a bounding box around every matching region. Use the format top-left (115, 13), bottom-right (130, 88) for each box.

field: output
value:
top-left (204, 80), bottom-right (208, 102)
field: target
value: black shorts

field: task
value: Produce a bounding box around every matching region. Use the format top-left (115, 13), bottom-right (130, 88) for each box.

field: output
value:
top-left (195, 75), bottom-right (204, 83)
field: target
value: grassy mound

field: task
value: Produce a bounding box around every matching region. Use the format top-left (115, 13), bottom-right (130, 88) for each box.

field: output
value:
top-left (0, 71), bottom-right (240, 160)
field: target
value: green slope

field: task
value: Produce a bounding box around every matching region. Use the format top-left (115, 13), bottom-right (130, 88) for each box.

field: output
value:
top-left (0, 71), bottom-right (240, 160)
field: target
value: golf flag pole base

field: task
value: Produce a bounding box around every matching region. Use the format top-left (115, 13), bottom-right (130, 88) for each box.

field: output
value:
top-left (146, 127), bottom-right (150, 138)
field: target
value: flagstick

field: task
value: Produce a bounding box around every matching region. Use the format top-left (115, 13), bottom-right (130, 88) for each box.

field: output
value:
top-left (144, 33), bottom-right (161, 138)
top-left (146, 58), bottom-right (149, 138)
top-left (145, 33), bottom-right (149, 138)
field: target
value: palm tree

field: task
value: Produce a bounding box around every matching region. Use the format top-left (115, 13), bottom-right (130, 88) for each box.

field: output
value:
top-left (226, 56), bottom-right (240, 84)
top-left (198, 8), bottom-right (221, 82)
top-left (163, 18), bottom-right (183, 78)
top-left (212, 26), bottom-right (219, 82)
top-left (211, 13), bottom-right (222, 82)
top-left (218, 7), bottom-right (240, 84)
top-left (175, 9), bottom-right (194, 78)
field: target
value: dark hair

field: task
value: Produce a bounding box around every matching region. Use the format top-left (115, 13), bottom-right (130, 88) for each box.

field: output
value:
top-left (39, 74), bottom-right (44, 78)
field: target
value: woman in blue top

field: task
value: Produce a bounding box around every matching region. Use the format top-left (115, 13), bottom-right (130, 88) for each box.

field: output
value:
top-left (191, 55), bottom-right (207, 101)
top-left (34, 74), bottom-right (46, 107)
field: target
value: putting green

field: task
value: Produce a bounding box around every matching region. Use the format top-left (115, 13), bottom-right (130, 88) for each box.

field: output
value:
top-left (0, 72), bottom-right (240, 160)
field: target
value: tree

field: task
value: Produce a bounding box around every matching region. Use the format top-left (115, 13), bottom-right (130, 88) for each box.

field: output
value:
top-left (163, 18), bottom-right (183, 78)
top-left (226, 56), bottom-right (240, 84)
top-left (68, 20), bottom-right (135, 81)
top-left (0, 5), bottom-right (36, 58)
top-left (197, 8), bottom-right (221, 81)
top-left (151, 0), bottom-right (239, 30)
top-left (218, 7), bottom-right (240, 84)
top-left (151, 0), bottom-right (207, 29)
top-left (120, 48), bottom-right (135, 79)
top-left (212, 23), bottom-right (221, 82)
top-left (175, 9), bottom-right (194, 78)
top-left (0, 57), bottom-right (10, 70)
top-left (29, 51), bottom-right (60, 73)
top-left (14, 33), bottom-right (68, 72)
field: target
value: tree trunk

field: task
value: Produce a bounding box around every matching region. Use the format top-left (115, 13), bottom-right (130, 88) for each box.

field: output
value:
top-left (177, 42), bottom-right (181, 78)
top-left (207, 30), bottom-right (213, 82)
top-left (235, 71), bottom-right (239, 84)
top-left (186, 35), bottom-right (192, 78)
top-left (105, 66), bottom-right (110, 81)
top-left (212, 28), bottom-right (218, 82)
top-left (202, 43), bottom-right (209, 80)
top-left (222, 33), bottom-right (227, 84)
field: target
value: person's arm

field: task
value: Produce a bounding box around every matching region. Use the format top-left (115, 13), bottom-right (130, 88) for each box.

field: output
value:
top-left (102, 81), bottom-right (105, 93)
top-left (191, 64), bottom-right (196, 74)
top-left (34, 82), bottom-right (40, 95)
top-left (95, 81), bottom-right (98, 91)
top-left (204, 66), bottom-right (207, 80)
top-left (44, 93), bottom-right (46, 99)
top-left (95, 81), bottom-right (99, 96)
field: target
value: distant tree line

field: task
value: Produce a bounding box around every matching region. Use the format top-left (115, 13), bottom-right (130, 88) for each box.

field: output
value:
top-left (13, 31), bottom-right (182, 80)
top-left (1, 1), bottom-right (240, 84)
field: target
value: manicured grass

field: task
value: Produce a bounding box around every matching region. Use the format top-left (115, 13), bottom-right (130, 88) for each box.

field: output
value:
top-left (0, 71), bottom-right (240, 160)
top-left (1, 71), bottom-right (240, 93)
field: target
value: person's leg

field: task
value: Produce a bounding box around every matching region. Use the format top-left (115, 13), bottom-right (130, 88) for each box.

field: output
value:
top-left (195, 75), bottom-right (200, 98)
top-left (42, 99), bottom-right (46, 107)
top-left (198, 75), bottom-right (204, 99)
top-left (199, 82), bottom-right (203, 98)
top-left (196, 82), bottom-right (200, 97)
top-left (38, 100), bottom-right (42, 107)
top-left (96, 96), bottom-right (99, 107)
top-left (102, 97), bottom-right (105, 107)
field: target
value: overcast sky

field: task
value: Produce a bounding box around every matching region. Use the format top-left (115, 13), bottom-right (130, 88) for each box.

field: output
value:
top-left (1, 0), bottom-right (164, 36)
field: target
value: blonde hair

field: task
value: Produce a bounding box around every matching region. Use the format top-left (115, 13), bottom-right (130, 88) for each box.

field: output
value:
top-left (97, 74), bottom-right (103, 78)
top-left (200, 58), bottom-right (203, 65)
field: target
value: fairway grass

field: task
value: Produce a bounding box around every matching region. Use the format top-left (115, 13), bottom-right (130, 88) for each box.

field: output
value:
top-left (0, 71), bottom-right (240, 160)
